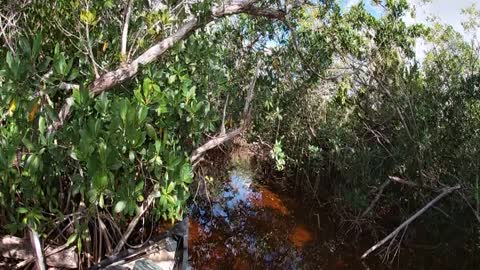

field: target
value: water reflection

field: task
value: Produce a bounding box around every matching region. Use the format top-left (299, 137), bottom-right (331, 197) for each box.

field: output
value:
top-left (189, 169), bottom-right (317, 269)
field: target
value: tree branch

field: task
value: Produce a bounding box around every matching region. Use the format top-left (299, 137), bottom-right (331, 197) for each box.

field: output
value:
top-left (29, 228), bottom-right (46, 270)
top-left (53, 0), bottom-right (284, 128)
top-left (361, 184), bottom-right (461, 259)
top-left (121, 0), bottom-right (134, 62)
top-left (190, 60), bottom-right (262, 163)
top-left (84, 13), bottom-right (99, 78)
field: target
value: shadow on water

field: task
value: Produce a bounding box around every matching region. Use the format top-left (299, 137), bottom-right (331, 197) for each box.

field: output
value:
top-left (188, 168), bottom-right (367, 270)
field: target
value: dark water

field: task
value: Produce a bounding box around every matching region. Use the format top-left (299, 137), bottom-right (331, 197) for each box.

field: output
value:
top-left (187, 167), bottom-right (479, 270)
top-left (188, 169), bottom-right (367, 270)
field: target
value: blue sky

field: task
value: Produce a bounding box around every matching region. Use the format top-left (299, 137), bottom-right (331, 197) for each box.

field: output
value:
top-left (339, 0), bottom-right (384, 18)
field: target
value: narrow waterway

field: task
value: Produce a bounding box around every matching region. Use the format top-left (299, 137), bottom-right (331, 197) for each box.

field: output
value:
top-left (187, 167), bottom-right (363, 269)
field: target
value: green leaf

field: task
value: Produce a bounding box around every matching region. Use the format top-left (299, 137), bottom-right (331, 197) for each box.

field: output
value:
top-left (114, 201), bottom-right (127, 213)
top-left (38, 116), bottom-right (46, 135)
top-left (129, 151), bottom-right (135, 163)
top-left (67, 68), bottom-right (80, 81)
top-left (17, 207), bottom-right (28, 214)
top-left (168, 74), bottom-right (177, 84)
top-left (137, 105), bottom-right (148, 124)
top-left (67, 233), bottom-right (78, 245)
top-left (26, 154), bottom-right (41, 173)
top-left (179, 163), bottom-right (193, 183)
top-left (19, 36), bottom-right (31, 57)
top-left (6, 51), bottom-right (17, 75)
top-left (99, 193), bottom-right (105, 208)
top-left (93, 172), bottom-right (108, 190)
top-left (166, 182), bottom-right (175, 194)
top-left (118, 99), bottom-right (129, 122)
top-left (22, 137), bottom-right (35, 151)
top-left (135, 180), bottom-right (144, 192)
top-left (32, 32), bottom-right (42, 60)
top-left (146, 124), bottom-right (157, 140)
top-left (77, 238), bottom-right (82, 253)
top-left (134, 88), bottom-right (144, 104)
top-left (80, 9), bottom-right (96, 25)
top-left (45, 104), bottom-right (60, 122)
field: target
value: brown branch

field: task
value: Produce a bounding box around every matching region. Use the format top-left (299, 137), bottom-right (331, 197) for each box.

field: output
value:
top-left (53, 0), bottom-right (284, 129)
top-left (361, 184), bottom-right (461, 259)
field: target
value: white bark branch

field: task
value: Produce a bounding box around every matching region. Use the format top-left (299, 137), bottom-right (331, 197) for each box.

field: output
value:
top-left (361, 184), bottom-right (461, 259)
top-left (29, 228), bottom-right (46, 270)
top-left (191, 127), bottom-right (244, 163)
top-left (360, 179), bottom-right (391, 219)
top-left (121, 0), bottom-right (134, 62)
top-left (84, 4), bottom-right (100, 79)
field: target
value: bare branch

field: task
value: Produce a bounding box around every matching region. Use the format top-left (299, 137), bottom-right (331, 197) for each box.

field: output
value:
top-left (220, 94), bottom-right (229, 135)
top-left (84, 2), bottom-right (99, 78)
top-left (360, 179), bottom-right (391, 219)
top-left (29, 228), bottom-right (46, 270)
top-left (388, 176), bottom-right (418, 187)
top-left (121, 0), bottom-right (134, 62)
top-left (191, 127), bottom-right (244, 163)
top-left (361, 184), bottom-right (461, 259)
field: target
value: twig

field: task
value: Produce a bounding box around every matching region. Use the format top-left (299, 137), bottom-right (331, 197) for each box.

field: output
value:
top-left (0, 13), bottom-right (17, 54)
top-left (121, 0), bottom-right (134, 62)
top-left (15, 240), bottom-right (71, 269)
top-left (361, 184), bottom-right (461, 259)
top-left (58, 82), bottom-right (80, 91)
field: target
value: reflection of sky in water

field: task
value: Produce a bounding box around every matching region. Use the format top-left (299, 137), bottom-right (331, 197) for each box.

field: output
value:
top-left (189, 168), bottom-right (310, 270)
top-left (193, 169), bottom-right (260, 230)
top-left (223, 170), bottom-right (259, 210)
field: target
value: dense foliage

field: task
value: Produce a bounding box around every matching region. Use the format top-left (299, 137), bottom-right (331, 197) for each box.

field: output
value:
top-left (0, 0), bottom-right (479, 266)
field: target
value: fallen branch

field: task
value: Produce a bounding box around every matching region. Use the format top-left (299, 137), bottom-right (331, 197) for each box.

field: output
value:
top-left (361, 184), bottom-right (461, 259)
